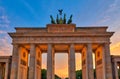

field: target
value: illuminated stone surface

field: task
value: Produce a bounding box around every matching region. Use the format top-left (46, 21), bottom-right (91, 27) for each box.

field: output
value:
top-left (8, 24), bottom-right (114, 79)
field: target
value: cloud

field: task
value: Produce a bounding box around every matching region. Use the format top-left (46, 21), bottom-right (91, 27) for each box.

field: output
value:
top-left (106, 0), bottom-right (120, 13)
top-left (0, 6), bottom-right (11, 56)
top-left (110, 28), bottom-right (120, 45)
top-left (110, 42), bottom-right (120, 55)
top-left (0, 30), bottom-right (6, 34)
top-left (94, 0), bottom-right (120, 26)
top-left (0, 34), bottom-right (12, 56)
top-left (93, 0), bottom-right (120, 51)
top-left (0, 7), bottom-right (10, 27)
top-left (94, 16), bottom-right (111, 25)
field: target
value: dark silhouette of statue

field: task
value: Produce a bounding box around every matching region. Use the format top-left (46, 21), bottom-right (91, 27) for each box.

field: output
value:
top-left (58, 9), bottom-right (63, 15)
top-left (63, 14), bottom-right (66, 24)
top-left (50, 15), bottom-right (56, 24)
top-left (67, 15), bottom-right (73, 24)
top-left (58, 9), bottom-right (63, 24)
top-left (56, 14), bottom-right (59, 24)
top-left (50, 9), bottom-right (73, 24)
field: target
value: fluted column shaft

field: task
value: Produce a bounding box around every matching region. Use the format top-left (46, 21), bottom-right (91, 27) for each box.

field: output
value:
top-left (114, 61), bottom-right (119, 79)
top-left (28, 44), bottom-right (36, 79)
top-left (86, 43), bottom-right (94, 79)
top-left (102, 45), bottom-right (106, 79)
top-left (69, 43), bottom-right (76, 79)
top-left (5, 62), bottom-right (9, 79)
top-left (39, 51), bottom-right (42, 79)
top-left (104, 43), bottom-right (113, 79)
top-left (47, 44), bottom-right (54, 79)
top-left (10, 44), bottom-right (19, 79)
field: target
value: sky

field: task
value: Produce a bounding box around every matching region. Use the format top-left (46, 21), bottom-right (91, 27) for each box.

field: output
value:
top-left (0, 0), bottom-right (120, 78)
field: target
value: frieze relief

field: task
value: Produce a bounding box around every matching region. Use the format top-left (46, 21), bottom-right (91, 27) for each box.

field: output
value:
top-left (13, 37), bottom-right (109, 44)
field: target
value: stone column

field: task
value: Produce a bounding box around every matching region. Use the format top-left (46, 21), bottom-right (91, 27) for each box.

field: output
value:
top-left (104, 43), bottom-right (113, 79)
top-left (39, 51), bottom-right (42, 79)
top-left (118, 63), bottom-right (120, 69)
top-left (68, 43), bottom-right (76, 79)
top-left (10, 44), bottom-right (19, 79)
top-left (4, 62), bottom-right (9, 79)
top-left (95, 44), bottom-right (107, 79)
top-left (47, 44), bottom-right (54, 79)
top-left (86, 43), bottom-right (94, 79)
top-left (101, 45), bottom-right (106, 79)
top-left (36, 47), bottom-right (42, 79)
top-left (28, 44), bottom-right (36, 79)
top-left (114, 61), bottom-right (119, 79)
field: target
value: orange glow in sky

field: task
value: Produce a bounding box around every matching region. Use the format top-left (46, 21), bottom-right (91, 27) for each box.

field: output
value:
top-left (42, 53), bottom-right (82, 78)
top-left (41, 43), bottom-right (120, 78)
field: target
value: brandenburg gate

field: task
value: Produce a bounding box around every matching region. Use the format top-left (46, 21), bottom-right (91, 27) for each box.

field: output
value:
top-left (8, 24), bottom-right (114, 79)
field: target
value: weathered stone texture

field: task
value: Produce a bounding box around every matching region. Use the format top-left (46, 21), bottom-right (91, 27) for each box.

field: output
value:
top-left (86, 44), bottom-right (94, 79)
top-left (10, 44), bottom-right (19, 79)
top-left (47, 44), bottom-right (54, 79)
top-left (28, 44), bottom-right (36, 79)
top-left (104, 43), bottom-right (113, 79)
top-left (69, 44), bottom-right (76, 79)
top-left (8, 24), bottom-right (114, 79)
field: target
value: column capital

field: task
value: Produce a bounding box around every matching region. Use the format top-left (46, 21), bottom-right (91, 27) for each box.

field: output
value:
top-left (70, 43), bottom-right (74, 46)
top-left (83, 43), bottom-right (92, 47)
top-left (30, 43), bottom-right (36, 49)
top-left (48, 43), bottom-right (52, 46)
top-left (68, 43), bottom-right (75, 51)
top-left (12, 44), bottom-right (19, 47)
top-left (30, 43), bottom-right (36, 46)
top-left (104, 42), bottom-right (111, 45)
top-left (87, 43), bottom-right (92, 47)
top-left (12, 43), bottom-right (18, 45)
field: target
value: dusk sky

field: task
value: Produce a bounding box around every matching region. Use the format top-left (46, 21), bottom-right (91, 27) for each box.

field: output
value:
top-left (0, 0), bottom-right (120, 78)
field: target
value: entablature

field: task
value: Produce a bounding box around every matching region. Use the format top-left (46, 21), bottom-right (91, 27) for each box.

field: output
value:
top-left (12, 36), bottom-right (110, 44)
top-left (8, 24), bottom-right (114, 44)
top-left (9, 32), bottom-right (114, 37)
